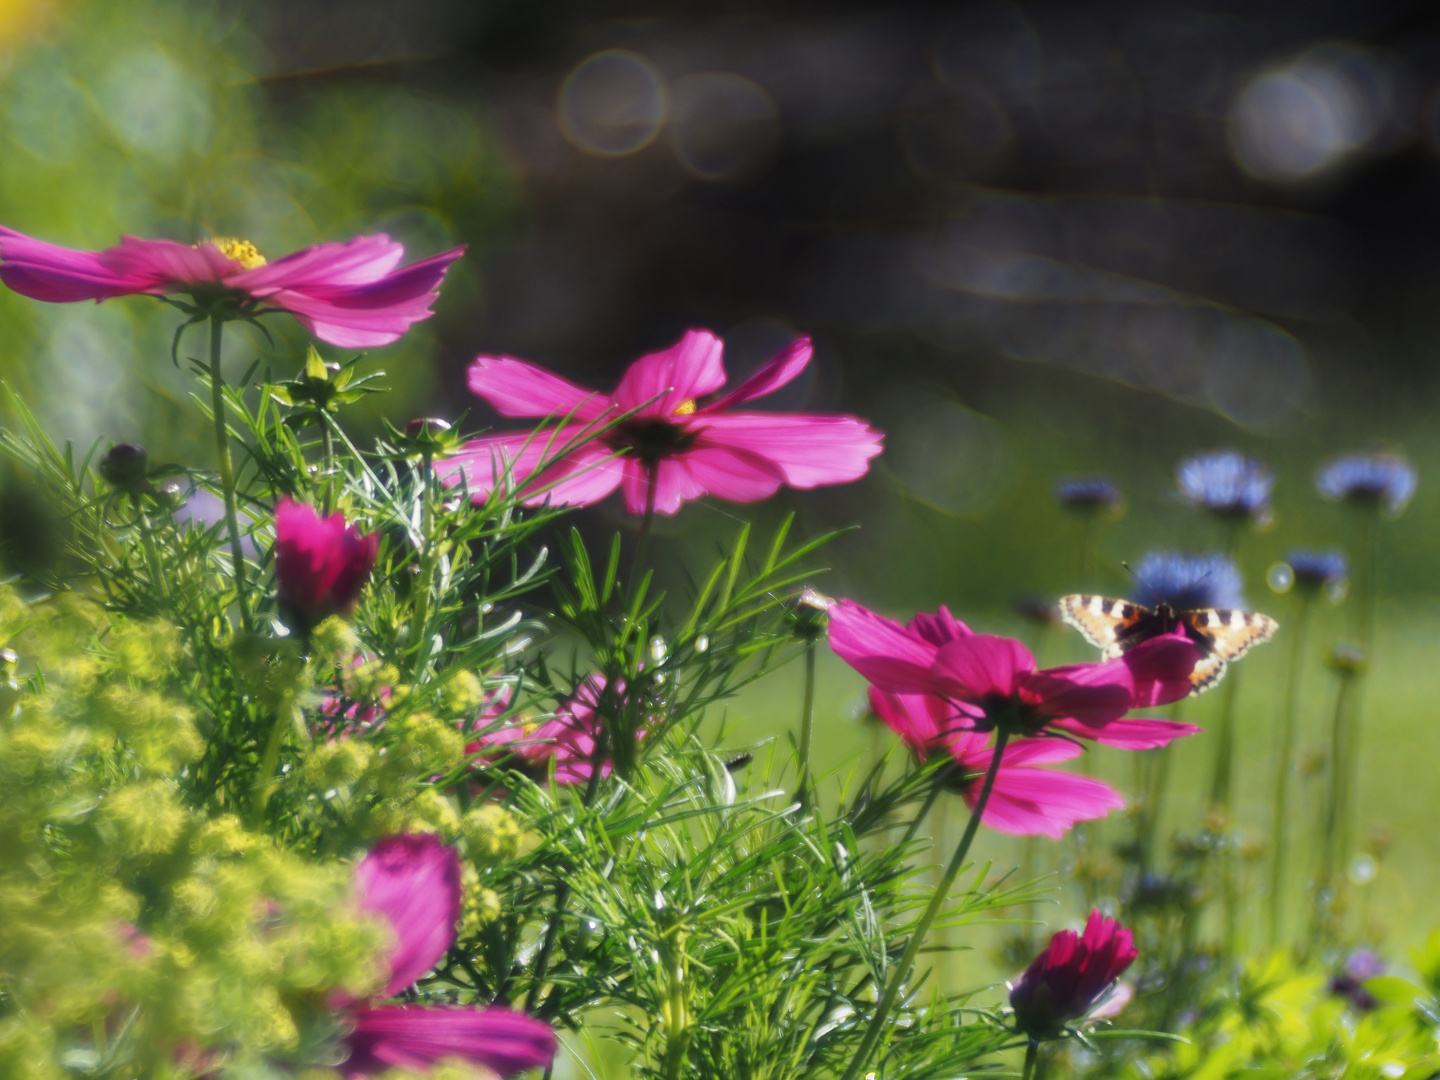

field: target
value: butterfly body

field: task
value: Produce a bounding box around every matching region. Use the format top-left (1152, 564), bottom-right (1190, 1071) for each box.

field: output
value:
top-left (1059, 593), bottom-right (1278, 694)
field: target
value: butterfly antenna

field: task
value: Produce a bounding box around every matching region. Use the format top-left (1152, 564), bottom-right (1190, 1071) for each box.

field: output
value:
top-left (1120, 561), bottom-right (1160, 605)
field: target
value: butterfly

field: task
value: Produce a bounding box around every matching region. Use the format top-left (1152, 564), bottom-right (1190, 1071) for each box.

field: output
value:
top-left (1059, 594), bottom-right (1278, 694)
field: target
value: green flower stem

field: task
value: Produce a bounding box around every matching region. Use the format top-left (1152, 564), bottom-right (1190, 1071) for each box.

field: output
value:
top-left (1206, 670), bottom-right (1241, 812)
top-left (408, 448), bottom-right (437, 666)
top-left (249, 702), bottom-right (292, 827)
top-left (320, 423), bottom-right (336, 516)
top-left (837, 728), bottom-right (1011, 1080)
top-left (795, 640), bottom-right (817, 809)
top-left (629, 462), bottom-right (659, 590)
top-left (209, 315), bottom-right (252, 631)
top-left (1022, 1040), bottom-right (1040, 1080)
top-left (1314, 665), bottom-right (1360, 944)
top-left (1267, 592), bottom-right (1313, 948)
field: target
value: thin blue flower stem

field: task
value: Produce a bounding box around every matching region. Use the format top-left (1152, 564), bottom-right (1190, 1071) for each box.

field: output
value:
top-left (837, 728), bottom-right (1011, 1080)
top-left (209, 315), bottom-right (252, 632)
top-left (1267, 592), bottom-right (1312, 949)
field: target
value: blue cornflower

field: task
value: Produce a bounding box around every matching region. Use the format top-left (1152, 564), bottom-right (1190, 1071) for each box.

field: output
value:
top-left (1055, 476), bottom-right (1123, 516)
top-left (1176, 450), bottom-right (1274, 525)
top-left (1315, 452), bottom-right (1416, 515)
top-left (1286, 549), bottom-right (1348, 594)
top-left (1132, 551), bottom-right (1245, 611)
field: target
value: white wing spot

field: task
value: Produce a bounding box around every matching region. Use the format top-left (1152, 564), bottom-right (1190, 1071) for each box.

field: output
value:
top-left (1089, 596), bottom-right (1104, 615)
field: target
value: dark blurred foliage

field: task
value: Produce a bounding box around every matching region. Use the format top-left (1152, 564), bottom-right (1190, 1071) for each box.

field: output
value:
top-left (3, 0), bottom-right (1440, 603)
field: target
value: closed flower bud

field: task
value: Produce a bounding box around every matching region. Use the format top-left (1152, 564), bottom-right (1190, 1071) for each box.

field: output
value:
top-left (274, 498), bottom-right (379, 632)
top-left (462, 804), bottom-right (522, 864)
top-left (98, 443), bottom-right (150, 492)
top-left (1009, 910), bottom-right (1138, 1041)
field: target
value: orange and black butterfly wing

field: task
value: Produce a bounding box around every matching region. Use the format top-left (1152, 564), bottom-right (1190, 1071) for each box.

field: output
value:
top-left (1058, 595), bottom-right (1160, 660)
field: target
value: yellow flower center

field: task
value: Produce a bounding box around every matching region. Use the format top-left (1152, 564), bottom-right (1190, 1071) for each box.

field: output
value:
top-left (673, 399), bottom-right (697, 416)
top-left (204, 236), bottom-right (267, 270)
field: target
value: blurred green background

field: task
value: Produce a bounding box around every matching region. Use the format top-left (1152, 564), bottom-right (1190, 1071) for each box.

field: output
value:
top-left (0, 0), bottom-right (1437, 994)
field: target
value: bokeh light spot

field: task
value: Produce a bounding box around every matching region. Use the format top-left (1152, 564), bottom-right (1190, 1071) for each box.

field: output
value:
top-left (669, 72), bottom-right (781, 182)
top-left (558, 49), bottom-right (666, 157)
top-left (1229, 45), bottom-right (1391, 182)
top-left (98, 47), bottom-right (212, 160)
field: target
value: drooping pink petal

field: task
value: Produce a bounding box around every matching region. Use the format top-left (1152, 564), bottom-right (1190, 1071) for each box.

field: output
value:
top-left (438, 427), bottom-right (624, 508)
top-left (704, 336), bottom-right (813, 411)
top-left (1047, 716), bottom-right (1200, 749)
top-left (343, 1005), bottom-right (556, 1078)
top-left (621, 457), bottom-right (707, 516)
top-left (1024, 676), bottom-right (1133, 729)
top-left (689, 412), bottom-right (883, 488)
top-left (907, 605), bottom-right (974, 647)
top-left (612, 329), bottom-right (727, 415)
top-left (672, 445), bottom-right (786, 506)
top-left (225, 234), bottom-right (406, 292)
top-left (827, 599), bottom-right (942, 694)
top-left (468, 356), bottom-right (612, 422)
top-left (354, 835), bottom-right (462, 999)
top-left (930, 635), bottom-right (1037, 700)
top-left (988, 735), bottom-right (1084, 766)
top-left (0, 227), bottom-right (153, 301)
top-left (868, 687), bottom-right (943, 751)
top-left (974, 767), bottom-right (1125, 839)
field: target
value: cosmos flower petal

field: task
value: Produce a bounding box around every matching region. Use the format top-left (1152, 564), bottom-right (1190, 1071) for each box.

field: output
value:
top-left (612, 328), bottom-right (727, 415)
top-left (827, 599), bottom-right (942, 694)
top-left (974, 768), bottom-right (1125, 839)
top-left (704, 336), bottom-right (813, 410)
top-left (0, 227), bottom-right (166, 300)
top-left (226, 234), bottom-right (406, 291)
top-left (468, 356), bottom-right (612, 421)
top-left (343, 1005), bottom-right (557, 1078)
top-left (868, 687), bottom-right (943, 750)
top-left (1047, 716), bottom-right (1201, 749)
top-left (690, 412), bottom-right (883, 488)
top-left (354, 835), bottom-right (463, 1000)
top-left (1010, 910), bottom-right (1138, 1040)
top-left (1120, 636), bottom-right (1205, 707)
top-left (621, 456), bottom-right (708, 516)
top-left (670, 444), bottom-right (785, 506)
top-left (906, 605), bottom-right (974, 646)
top-left (440, 428), bottom-right (623, 508)
top-left (997, 737), bottom-right (1084, 766)
top-left (100, 236), bottom-right (238, 285)
top-left (931, 635), bottom-right (1037, 700)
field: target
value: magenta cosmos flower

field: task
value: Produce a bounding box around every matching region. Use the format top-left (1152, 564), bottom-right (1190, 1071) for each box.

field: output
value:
top-left (1009, 910), bottom-right (1139, 1041)
top-left (471, 675), bottom-right (624, 785)
top-left (827, 601), bottom-right (1201, 748)
top-left (0, 227), bottom-right (463, 347)
top-left (339, 834), bottom-right (556, 1078)
top-left (868, 686), bottom-right (1124, 838)
top-left (438, 329), bottom-right (884, 515)
top-left (274, 498), bottom-right (379, 630)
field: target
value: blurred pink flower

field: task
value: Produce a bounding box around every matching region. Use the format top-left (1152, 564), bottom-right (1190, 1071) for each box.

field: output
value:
top-left (827, 600), bottom-right (1200, 748)
top-left (0, 228), bottom-right (463, 347)
top-left (439, 329), bottom-right (884, 515)
top-left (470, 675), bottom-right (620, 785)
top-left (1009, 909), bottom-right (1139, 1040)
top-left (275, 499), bottom-right (378, 630)
top-left (340, 834), bottom-right (555, 1078)
top-left (868, 687), bottom-right (1125, 838)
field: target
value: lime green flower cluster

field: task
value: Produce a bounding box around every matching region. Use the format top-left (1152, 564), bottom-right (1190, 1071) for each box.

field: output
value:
top-left (0, 590), bottom-right (387, 1078)
top-left (1123, 949), bottom-right (1440, 1080)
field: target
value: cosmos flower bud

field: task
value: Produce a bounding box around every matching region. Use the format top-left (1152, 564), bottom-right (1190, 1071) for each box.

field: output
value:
top-left (1009, 910), bottom-right (1138, 1041)
top-left (789, 587), bottom-right (833, 643)
top-left (274, 498), bottom-right (379, 632)
top-left (98, 444), bottom-right (150, 493)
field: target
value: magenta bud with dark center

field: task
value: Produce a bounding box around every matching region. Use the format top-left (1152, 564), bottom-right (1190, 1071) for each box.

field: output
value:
top-left (1010, 910), bottom-right (1138, 1041)
top-left (274, 498), bottom-right (378, 631)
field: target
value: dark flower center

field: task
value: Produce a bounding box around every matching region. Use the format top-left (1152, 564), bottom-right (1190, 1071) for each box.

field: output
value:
top-left (610, 415), bottom-right (701, 465)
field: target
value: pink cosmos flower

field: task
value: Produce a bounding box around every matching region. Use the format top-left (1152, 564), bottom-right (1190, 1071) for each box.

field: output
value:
top-left (470, 675), bottom-right (621, 785)
top-left (340, 834), bottom-right (556, 1078)
top-left (274, 499), bottom-right (379, 630)
top-left (827, 601), bottom-right (1201, 748)
top-left (0, 228), bottom-right (463, 347)
top-left (438, 329), bottom-right (884, 515)
top-left (867, 686), bottom-right (1124, 838)
top-left (1009, 909), bottom-right (1139, 1041)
